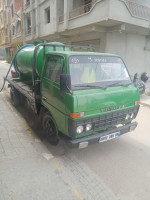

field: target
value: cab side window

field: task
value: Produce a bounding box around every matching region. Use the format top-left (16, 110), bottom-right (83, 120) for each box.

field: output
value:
top-left (46, 55), bottom-right (64, 83)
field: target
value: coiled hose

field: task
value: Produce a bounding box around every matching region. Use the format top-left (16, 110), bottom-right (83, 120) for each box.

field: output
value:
top-left (0, 44), bottom-right (33, 93)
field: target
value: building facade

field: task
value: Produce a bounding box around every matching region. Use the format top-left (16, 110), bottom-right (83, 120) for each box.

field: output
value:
top-left (8, 0), bottom-right (23, 56)
top-left (1, 0), bottom-right (150, 76)
top-left (22, 0), bottom-right (150, 76)
top-left (0, 0), bottom-right (10, 55)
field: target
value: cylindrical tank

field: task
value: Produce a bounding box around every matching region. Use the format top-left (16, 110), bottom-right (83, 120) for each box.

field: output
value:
top-left (15, 42), bottom-right (67, 81)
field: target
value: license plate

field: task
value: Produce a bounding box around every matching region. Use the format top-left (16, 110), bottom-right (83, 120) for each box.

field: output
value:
top-left (99, 132), bottom-right (120, 143)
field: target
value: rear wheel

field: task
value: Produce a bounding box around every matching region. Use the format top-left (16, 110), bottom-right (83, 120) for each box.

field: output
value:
top-left (42, 112), bottom-right (59, 145)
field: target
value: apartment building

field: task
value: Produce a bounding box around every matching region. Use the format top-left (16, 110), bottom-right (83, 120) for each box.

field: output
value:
top-left (0, 0), bottom-right (10, 53)
top-left (22, 0), bottom-right (150, 75)
top-left (8, 0), bottom-right (23, 56)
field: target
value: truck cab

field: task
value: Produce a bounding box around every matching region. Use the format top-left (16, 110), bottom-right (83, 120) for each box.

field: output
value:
top-left (40, 50), bottom-right (140, 148)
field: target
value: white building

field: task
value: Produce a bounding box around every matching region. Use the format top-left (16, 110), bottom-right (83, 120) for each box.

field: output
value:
top-left (23, 0), bottom-right (150, 76)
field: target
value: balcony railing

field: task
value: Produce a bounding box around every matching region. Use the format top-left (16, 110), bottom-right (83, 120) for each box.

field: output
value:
top-left (69, 0), bottom-right (98, 19)
top-left (122, 0), bottom-right (150, 21)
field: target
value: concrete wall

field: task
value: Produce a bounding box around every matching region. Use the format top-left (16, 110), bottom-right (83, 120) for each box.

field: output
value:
top-left (0, 48), bottom-right (6, 59)
top-left (39, 0), bottom-right (56, 37)
top-left (105, 31), bottom-right (150, 76)
top-left (57, 0), bottom-right (64, 17)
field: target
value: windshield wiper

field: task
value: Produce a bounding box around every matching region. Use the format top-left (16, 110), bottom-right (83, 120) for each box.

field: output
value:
top-left (107, 81), bottom-right (131, 87)
top-left (74, 84), bottom-right (106, 89)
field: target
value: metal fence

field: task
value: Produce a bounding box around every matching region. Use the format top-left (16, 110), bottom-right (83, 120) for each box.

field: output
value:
top-left (69, 0), bottom-right (98, 19)
top-left (122, 0), bottom-right (150, 21)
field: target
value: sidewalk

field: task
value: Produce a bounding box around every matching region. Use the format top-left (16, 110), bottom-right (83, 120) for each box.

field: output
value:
top-left (140, 81), bottom-right (150, 108)
top-left (0, 89), bottom-right (117, 200)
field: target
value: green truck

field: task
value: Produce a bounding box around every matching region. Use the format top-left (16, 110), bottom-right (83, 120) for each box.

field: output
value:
top-left (7, 42), bottom-right (140, 148)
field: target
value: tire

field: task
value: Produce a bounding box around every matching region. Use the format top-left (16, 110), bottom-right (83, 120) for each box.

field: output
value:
top-left (10, 87), bottom-right (20, 107)
top-left (42, 112), bottom-right (59, 145)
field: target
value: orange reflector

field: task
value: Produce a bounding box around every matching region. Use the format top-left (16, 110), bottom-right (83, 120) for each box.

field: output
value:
top-left (135, 100), bottom-right (141, 105)
top-left (70, 112), bottom-right (84, 119)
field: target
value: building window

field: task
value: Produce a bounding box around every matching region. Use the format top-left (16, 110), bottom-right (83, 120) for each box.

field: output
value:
top-left (11, 4), bottom-right (14, 17)
top-left (25, 13), bottom-right (31, 35)
top-left (26, 0), bottom-right (30, 6)
top-left (12, 26), bottom-right (15, 35)
top-left (27, 17), bottom-right (31, 30)
top-left (45, 7), bottom-right (50, 24)
top-left (16, 21), bottom-right (21, 34)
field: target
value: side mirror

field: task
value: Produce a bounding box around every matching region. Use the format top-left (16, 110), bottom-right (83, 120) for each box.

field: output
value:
top-left (60, 74), bottom-right (71, 93)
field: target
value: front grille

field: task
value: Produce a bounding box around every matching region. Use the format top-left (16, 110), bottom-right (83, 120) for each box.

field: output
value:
top-left (68, 106), bottom-right (140, 137)
top-left (94, 107), bottom-right (138, 129)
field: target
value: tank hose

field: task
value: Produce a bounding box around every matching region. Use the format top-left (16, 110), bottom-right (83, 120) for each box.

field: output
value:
top-left (0, 44), bottom-right (34, 93)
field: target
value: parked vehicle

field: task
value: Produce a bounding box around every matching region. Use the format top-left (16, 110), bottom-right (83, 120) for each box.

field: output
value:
top-left (6, 42), bottom-right (140, 148)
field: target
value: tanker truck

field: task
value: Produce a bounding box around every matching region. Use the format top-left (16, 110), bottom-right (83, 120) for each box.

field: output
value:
top-left (6, 42), bottom-right (140, 148)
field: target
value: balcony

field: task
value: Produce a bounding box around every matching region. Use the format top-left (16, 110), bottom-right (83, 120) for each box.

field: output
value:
top-left (69, 0), bottom-right (98, 19)
top-left (121, 0), bottom-right (150, 21)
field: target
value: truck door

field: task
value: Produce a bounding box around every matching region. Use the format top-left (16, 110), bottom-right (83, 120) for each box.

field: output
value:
top-left (41, 54), bottom-right (66, 133)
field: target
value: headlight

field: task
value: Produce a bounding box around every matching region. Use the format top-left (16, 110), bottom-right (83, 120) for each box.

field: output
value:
top-left (76, 126), bottom-right (84, 134)
top-left (86, 124), bottom-right (92, 132)
top-left (126, 113), bottom-right (134, 120)
top-left (130, 113), bottom-right (134, 119)
top-left (125, 114), bottom-right (130, 120)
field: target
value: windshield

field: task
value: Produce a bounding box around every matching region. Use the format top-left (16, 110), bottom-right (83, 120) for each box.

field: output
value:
top-left (69, 55), bottom-right (131, 88)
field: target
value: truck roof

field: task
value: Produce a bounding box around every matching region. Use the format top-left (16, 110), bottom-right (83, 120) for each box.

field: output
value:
top-left (46, 51), bottom-right (120, 57)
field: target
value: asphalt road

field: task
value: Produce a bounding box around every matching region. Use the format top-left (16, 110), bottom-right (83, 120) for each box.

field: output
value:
top-left (0, 61), bottom-right (150, 200)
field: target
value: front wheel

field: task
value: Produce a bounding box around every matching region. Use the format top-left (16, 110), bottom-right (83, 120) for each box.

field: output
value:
top-left (42, 112), bottom-right (59, 145)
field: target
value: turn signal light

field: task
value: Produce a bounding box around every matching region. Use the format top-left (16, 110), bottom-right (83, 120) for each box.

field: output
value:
top-left (135, 100), bottom-right (141, 105)
top-left (70, 112), bottom-right (84, 119)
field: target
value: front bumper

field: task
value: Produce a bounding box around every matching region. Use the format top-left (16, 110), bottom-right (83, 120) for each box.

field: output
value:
top-left (67, 121), bottom-right (137, 148)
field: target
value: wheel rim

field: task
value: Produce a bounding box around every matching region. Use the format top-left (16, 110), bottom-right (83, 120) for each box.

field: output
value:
top-left (45, 118), bottom-right (56, 139)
